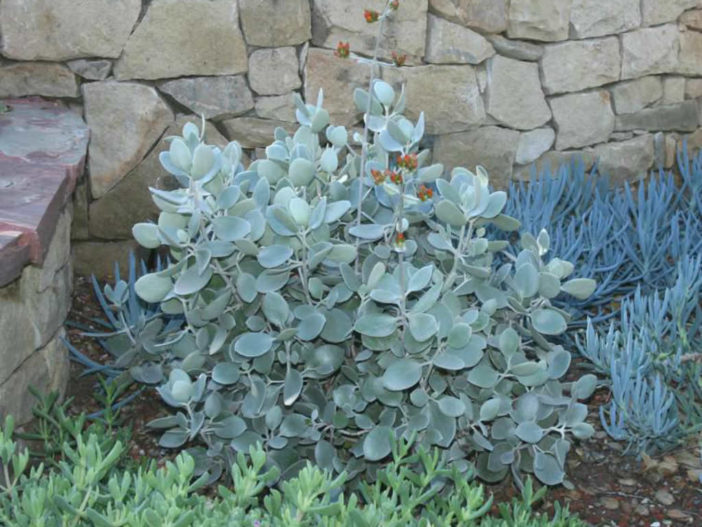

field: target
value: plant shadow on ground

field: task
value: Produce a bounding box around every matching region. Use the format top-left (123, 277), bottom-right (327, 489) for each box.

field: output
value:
top-left (62, 275), bottom-right (702, 526)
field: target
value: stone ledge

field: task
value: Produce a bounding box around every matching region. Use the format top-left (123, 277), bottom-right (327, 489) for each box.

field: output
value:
top-left (0, 98), bottom-right (89, 286)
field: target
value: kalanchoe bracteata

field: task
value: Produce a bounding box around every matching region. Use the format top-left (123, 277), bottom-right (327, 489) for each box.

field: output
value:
top-left (334, 41), bottom-right (350, 59)
top-left (363, 9), bottom-right (380, 23)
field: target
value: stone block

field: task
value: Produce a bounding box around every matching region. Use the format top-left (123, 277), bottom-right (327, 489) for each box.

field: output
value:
top-left (593, 135), bottom-right (655, 183)
top-left (515, 128), bottom-right (556, 165)
top-left (385, 65), bottom-right (486, 134)
top-left (433, 126), bottom-right (520, 188)
top-left (680, 9), bottom-right (702, 29)
top-left (66, 59), bottom-right (112, 81)
top-left (83, 82), bottom-right (174, 199)
top-left (239, 0), bottom-right (311, 47)
top-left (611, 77), bottom-right (662, 114)
top-left (570, 0), bottom-right (641, 38)
top-left (513, 150), bottom-right (595, 180)
top-left (114, 0), bottom-right (248, 80)
top-left (685, 79), bottom-right (702, 99)
top-left (221, 118), bottom-right (297, 148)
top-left (0, 63), bottom-right (79, 98)
top-left (486, 56), bottom-right (550, 130)
top-left (255, 94), bottom-right (298, 123)
top-left (615, 101), bottom-right (699, 132)
top-left (642, 0), bottom-right (696, 25)
top-left (428, 0), bottom-right (508, 33)
top-left (678, 31), bottom-right (702, 76)
top-left (550, 91), bottom-right (615, 150)
top-left (304, 48), bottom-right (371, 127)
top-left (541, 38), bottom-right (620, 95)
top-left (507, 0), bottom-right (570, 42)
top-left (425, 14), bottom-right (495, 65)
top-left (662, 77), bottom-right (686, 104)
top-left (72, 240), bottom-right (146, 280)
top-left (158, 76), bottom-right (254, 120)
top-left (621, 25), bottom-right (679, 80)
top-left (486, 35), bottom-right (543, 62)
top-left (0, 330), bottom-right (70, 426)
top-left (249, 48), bottom-right (301, 96)
top-left (0, 0), bottom-right (140, 61)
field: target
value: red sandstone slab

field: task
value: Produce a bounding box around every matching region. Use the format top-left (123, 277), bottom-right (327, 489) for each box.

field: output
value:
top-left (0, 97), bottom-right (89, 284)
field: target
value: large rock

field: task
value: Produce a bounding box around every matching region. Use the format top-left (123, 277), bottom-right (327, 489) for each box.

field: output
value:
top-left (71, 180), bottom-right (90, 241)
top-left (570, 0), bottom-right (641, 38)
top-left (433, 126), bottom-right (520, 188)
top-left (593, 135), bottom-right (654, 183)
top-left (507, 0), bottom-right (570, 42)
top-left (0, 63), bottom-right (78, 98)
top-left (221, 118), bottom-right (297, 148)
top-left (642, 0), bottom-right (697, 25)
top-left (67, 59), bottom-right (112, 81)
top-left (615, 101), bottom-right (699, 132)
top-left (385, 65), bottom-right (485, 134)
top-left (611, 77), bottom-right (663, 114)
top-left (89, 116), bottom-right (228, 240)
top-left (255, 94), bottom-right (298, 122)
top-left (84, 82), bottom-right (174, 199)
top-left (0, 0), bottom-right (140, 61)
top-left (248, 48), bottom-right (301, 96)
top-left (311, 0), bottom-right (428, 64)
top-left (0, 330), bottom-right (70, 426)
top-left (550, 91), bottom-right (615, 150)
top-left (158, 76), bottom-right (253, 120)
top-left (515, 128), bottom-right (556, 165)
top-left (486, 56), bottom-right (550, 130)
top-left (114, 0), bottom-right (248, 80)
top-left (425, 14), bottom-right (494, 65)
top-left (304, 48), bottom-right (371, 126)
top-left (621, 25), bottom-right (679, 80)
top-left (678, 31), bottom-right (702, 76)
top-left (486, 35), bottom-right (543, 62)
top-left (427, 0), bottom-right (508, 33)
top-left (541, 38), bottom-right (620, 95)
top-left (239, 0), bottom-right (311, 47)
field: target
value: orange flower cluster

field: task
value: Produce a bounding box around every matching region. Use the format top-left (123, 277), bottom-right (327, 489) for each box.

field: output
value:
top-left (395, 232), bottom-right (406, 244)
top-left (417, 185), bottom-right (433, 201)
top-left (334, 41), bottom-right (350, 59)
top-left (364, 9), bottom-right (379, 23)
top-left (396, 154), bottom-right (418, 171)
top-left (390, 0), bottom-right (400, 10)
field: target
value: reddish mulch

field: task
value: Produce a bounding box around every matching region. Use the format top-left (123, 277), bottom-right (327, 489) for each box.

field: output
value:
top-left (63, 275), bottom-right (702, 525)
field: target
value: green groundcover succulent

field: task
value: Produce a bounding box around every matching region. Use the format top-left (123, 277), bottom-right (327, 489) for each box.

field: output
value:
top-left (0, 415), bottom-right (584, 526)
top-left (125, 81), bottom-right (597, 487)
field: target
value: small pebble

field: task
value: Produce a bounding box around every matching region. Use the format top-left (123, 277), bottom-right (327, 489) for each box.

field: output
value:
top-left (654, 488), bottom-right (674, 506)
top-left (601, 497), bottom-right (620, 510)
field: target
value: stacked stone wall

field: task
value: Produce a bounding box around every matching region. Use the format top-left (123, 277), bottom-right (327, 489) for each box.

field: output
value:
top-left (1, 0), bottom-right (700, 276)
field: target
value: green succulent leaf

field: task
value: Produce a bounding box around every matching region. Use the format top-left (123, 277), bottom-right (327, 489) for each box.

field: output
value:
top-left (531, 308), bottom-right (567, 335)
top-left (363, 426), bottom-right (393, 461)
top-left (382, 359), bottom-right (423, 391)
top-left (234, 332), bottom-right (274, 358)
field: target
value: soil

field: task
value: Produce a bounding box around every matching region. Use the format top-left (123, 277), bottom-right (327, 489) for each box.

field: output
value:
top-left (62, 275), bottom-right (702, 526)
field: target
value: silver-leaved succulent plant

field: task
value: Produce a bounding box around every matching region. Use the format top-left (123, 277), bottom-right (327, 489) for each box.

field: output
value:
top-left (130, 82), bottom-right (598, 487)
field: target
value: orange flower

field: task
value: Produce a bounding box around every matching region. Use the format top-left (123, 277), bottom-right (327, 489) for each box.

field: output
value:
top-left (388, 170), bottom-right (403, 185)
top-left (397, 154), bottom-right (418, 171)
top-left (396, 232), bottom-right (405, 243)
top-left (391, 51), bottom-right (407, 66)
top-left (334, 41), bottom-right (350, 59)
top-left (417, 185), bottom-right (433, 201)
top-left (364, 9), bottom-right (380, 23)
top-left (371, 169), bottom-right (385, 185)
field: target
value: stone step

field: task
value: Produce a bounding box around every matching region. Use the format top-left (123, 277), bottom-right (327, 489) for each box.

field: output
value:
top-left (0, 97), bottom-right (89, 286)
